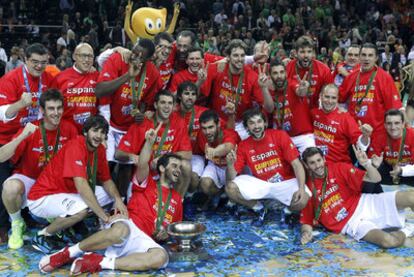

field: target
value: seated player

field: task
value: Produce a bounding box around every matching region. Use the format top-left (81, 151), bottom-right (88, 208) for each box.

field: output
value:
top-left (300, 146), bottom-right (414, 248)
top-left (38, 124), bottom-right (184, 274)
top-left (225, 108), bottom-right (310, 226)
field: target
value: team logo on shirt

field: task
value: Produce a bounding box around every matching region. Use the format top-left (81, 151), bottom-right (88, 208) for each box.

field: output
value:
top-left (75, 160), bottom-right (83, 166)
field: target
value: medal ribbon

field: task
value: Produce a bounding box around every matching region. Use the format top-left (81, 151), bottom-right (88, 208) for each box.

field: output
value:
top-left (87, 150), bottom-right (98, 192)
top-left (153, 118), bottom-right (171, 158)
top-left (130, 64), bottom-right (147, 109)
top-left (228, 67), bottom-right (244, 110)
top-left (274, 81), bottom-right (287, 129)
top-left (22, 67), bottom-right (42, 115)
top-left (354, 69), bottom-right (377, 113)
top-left (311, 167), bottom-right (328, 223)
top-left (187, 108), bottom-right (195, 137)
top-left (40, 120), bottom-right (61, 163)
top-left (155, 181), bottom-right (172, 233)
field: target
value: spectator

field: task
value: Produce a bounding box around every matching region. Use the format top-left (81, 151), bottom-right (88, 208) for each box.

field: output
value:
top-left (0, 42), bottom-right (8, 63)
top-left (5, 46), bottom-right (23, 73)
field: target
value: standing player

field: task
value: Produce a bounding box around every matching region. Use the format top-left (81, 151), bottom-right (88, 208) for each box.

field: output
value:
top-left (95, 38), bottom-right (160, 196)
top-left (261, 60), bottom-right (315, 154)
top-left (226, 109), bottom-right (309, 226)
top-left (27, 116), bottom-right (127, 254)
top-left (333, 45), bottom-right (360, 87)
top-left (340, 43), bottom-right (402, 137)
top-left (0, 43), bottom-right (55, 243)
top-left (286, 36), bottom-right (333, 108)
top-left (1, 89), bottom-right (78, 249)
top-left (168, 47), bottom-right (209, 95)
top-left (52, 43), bottom-right (99, 133)
top-left (203, 39), bottom-right (272, 139)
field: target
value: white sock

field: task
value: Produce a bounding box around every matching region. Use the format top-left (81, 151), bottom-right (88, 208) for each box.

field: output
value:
top-left (252, 202), bottom-right (264, 212)
top-left (9, 211), bottom-right (22, 222)
top-left (100, 256), bottom-right (115, 270)
top-left (68, 243), bottom-right (83, 258)
top-left (38, 227), bottom-right (52, 237)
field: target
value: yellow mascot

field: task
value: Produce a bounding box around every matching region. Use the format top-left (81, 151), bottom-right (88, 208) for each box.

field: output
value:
top-left (124, 0), bottom-right (180, 42)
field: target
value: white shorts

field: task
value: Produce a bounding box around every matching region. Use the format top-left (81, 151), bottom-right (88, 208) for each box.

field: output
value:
top-left (191, 155), bottom-right (205, 177)
top-left (104, 219), bottom-right (168, 268)
top-left (235, 121), bottom-right (250, 140)
top-left (4, 173), bottom-right (35, 208)
top-left (233, 175), bottom-right (311, 206)
top-left (107, 125), bottom-right (132, 164)
top-left (291, 133), bottom-right (316, 155)
top-left (27, 186), bottom-right (114, 219)
top-left (341, 191), bottom-right (405, 241)
top-left (201, 161), bottom-right (226, 189)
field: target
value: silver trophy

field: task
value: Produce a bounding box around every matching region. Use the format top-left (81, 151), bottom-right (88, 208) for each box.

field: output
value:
top-left (166, 222), bottom-right (209, 261)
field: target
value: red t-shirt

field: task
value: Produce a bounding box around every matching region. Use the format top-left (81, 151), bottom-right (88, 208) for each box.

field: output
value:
top-left (268, 79), bottom-right (313, 136)
top-left (158, 57), bottom-right (174, 90)
top-left (128, 175), bottom-right (183, 237)
top-left (300, 162), bottom-right (365, 233)
top-left (286, 59), bottom-right (333, 108)
top-left (339, 66), bottom-right (402, 136)
top-left (312, 108), bottom-right (362, 163)
top-left (368, 128), bottom-right (414, 166)
top-left (0, 66), bottom-right (54, 144)
top-left (12, 120), bottom-right (78, 179)
top-left (52, 67), bottom-right (99, 133)
top-left (203, 63), bottom-right (264, 121)
top-left (168, 69), bottom-right (208, 95)
top-left (118, 113), bottom-right (192, 159)
top-left (234, 129), bottom-right (299, 181)
top-left (196, 128), bottom-right (240, 167)
top-left (174, 106), bottom-right (208, 154)
top-left (98, 53), bottom-right (160, 131)
top-left (28, 135), bottom-right (111, 200)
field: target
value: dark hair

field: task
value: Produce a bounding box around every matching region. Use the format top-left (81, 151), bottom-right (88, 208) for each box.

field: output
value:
top-left (199, 109), bottom-right (220, 125)
top-left (177, 81), bottom-right (198, 101)
top-left (384, 108), bottom-right (405, 122)
top-left (185, 46), bottom-right (204, 59)
top-left (154, 89), bottom-right (175, 103)
top-left (177, 30), bottom-right (196, 45)
top-left (133, 38), bottom-right (155, 59)
top-left (295, 36), bottom-right (314, 51)
top-left (25, 43), bottom-right (48, 58)
top-left (242, 108), bottom-right (266, 129)
top-left (302, 147), bottom-right (324, 163)
top-left (82, 115), bottom-right (109, 136)
top-left (361, 43), bottom-right (378, 56)
top-left (156, 153), bottom-right (182, 174)
top-left (154, 32), bottom-right (174, 45)
top-left (269, 59), bottom-right (285, 69)
top-left (39, 89), bottom-right (64, 109)
top-left (224, 39), bottom-right (247, 56)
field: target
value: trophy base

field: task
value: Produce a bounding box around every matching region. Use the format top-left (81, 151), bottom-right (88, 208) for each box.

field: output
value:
top-left (165, 240), bottom-right (210, 262)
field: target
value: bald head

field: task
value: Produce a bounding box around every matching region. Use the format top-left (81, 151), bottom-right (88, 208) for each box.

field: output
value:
top-left (73, 43), bottom-right (94, 73)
